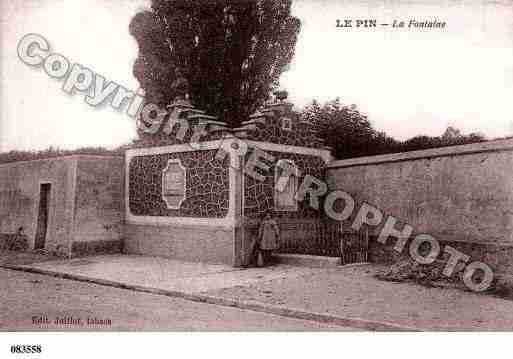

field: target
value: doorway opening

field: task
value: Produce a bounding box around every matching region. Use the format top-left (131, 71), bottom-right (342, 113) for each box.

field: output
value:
top-left (34, 183), bottom-right (51, 250)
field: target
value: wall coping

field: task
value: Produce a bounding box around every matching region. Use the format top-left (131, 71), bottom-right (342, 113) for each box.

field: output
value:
top-left (0, 154), bottom-right (124, 168)
top-left (125, 139), bottom-right (332, 162)
top-left (328, 138), bottom-right (513, 169)
top-left (247, 140), bottom-right (333, 164)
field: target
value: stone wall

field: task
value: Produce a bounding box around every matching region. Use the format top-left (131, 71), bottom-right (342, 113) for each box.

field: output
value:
top-left (245, 116), bottom-right (324, 148)
top-left (0, 156), bottom-right (125, 257)
top-left (123, 223), bottom-right (234, 265)
top-left (128, 150), bottom-right (229, 218)
top-left (124, 143), bottom-right (236, 264)
top-left (242, 150), bottom-right (327, 261)
top-left (244, 150), bottom-right (326, 219)
top-left (72, 156), bottom-right (125, 256)
top-left (243, 103), bottom-right (325, 149)
top-left (0, 157), bottom-right (76, 254)
top-left (327, 139), bottom-right (513, 275)
top-left (239, 143), bottom-right (332, 265)
top-left (125, 140), bottom-right (332, 266)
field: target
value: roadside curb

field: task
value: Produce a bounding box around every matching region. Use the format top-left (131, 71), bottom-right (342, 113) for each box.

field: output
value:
top-left (1, 264), bottom-right (421, 332)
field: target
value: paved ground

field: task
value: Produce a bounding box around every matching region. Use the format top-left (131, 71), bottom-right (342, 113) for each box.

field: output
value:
top-left (6, 253), bottom-right (513, 331)
top-left (16, 254), bottom-right (327, 293)
top-left (0, 269), bottom-right (352, 331)
top-left (206, 264), bottom-right (513, 331)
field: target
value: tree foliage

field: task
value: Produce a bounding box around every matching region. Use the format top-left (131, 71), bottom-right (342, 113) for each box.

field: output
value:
top-left (129, 0), bottom-right (301, 127)
top-left (400, 132), bottom-right (486, 153)
top-left (302, 99), bottom-right (401, 159)
top-left (302, 99), bottom-right (486, 159)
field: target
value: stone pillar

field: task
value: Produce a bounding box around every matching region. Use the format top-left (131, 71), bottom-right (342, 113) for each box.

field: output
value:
top-left (230, 142), bottom-right (246, 267)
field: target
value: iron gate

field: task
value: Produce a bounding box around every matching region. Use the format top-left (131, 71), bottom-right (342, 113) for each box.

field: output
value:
top-left (278, 221), bottom-right (369, 264)
top-left (340, 228), bottom-right (369, 265)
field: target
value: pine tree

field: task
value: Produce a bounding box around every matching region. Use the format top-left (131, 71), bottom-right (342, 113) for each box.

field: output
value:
top-left (129, 0), bottom-right (301, 128)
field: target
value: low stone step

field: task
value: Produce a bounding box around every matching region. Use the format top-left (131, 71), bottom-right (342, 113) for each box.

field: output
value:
top-left (274, 253), bottom-right (341, 268)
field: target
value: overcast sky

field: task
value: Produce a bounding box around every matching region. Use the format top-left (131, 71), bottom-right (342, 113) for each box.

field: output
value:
top-left (1, 0), bottom-right (512, 152)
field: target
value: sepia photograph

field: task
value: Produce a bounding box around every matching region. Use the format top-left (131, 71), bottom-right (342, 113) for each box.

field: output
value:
top-left (1, 0), bottom-right (513, 356)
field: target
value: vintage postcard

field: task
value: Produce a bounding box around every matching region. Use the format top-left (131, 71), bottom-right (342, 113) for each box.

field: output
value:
top-left (1, 0), bottom-right (512, 357)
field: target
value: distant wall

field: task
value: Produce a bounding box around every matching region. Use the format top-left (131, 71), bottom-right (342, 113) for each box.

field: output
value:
top-left (327, 139), bottom-right (513, 274)
top-left (0, 157), bottom-right (76, 254)
top-left (0, 155), bottom-right (125, 257)
top-left (72, 156), bottom-right (125, 256)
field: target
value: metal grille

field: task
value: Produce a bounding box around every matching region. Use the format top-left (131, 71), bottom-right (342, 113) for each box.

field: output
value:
top-left (277, 221), bottom-right (369, 264)
top-left (278, 221), bottom-right (341, 257)
top-left (340, 229), bottom-right (369, 265)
